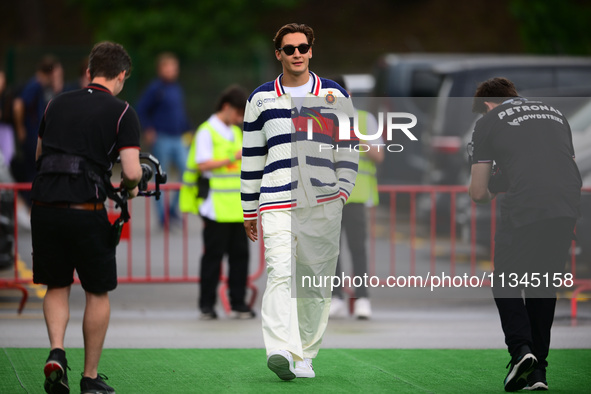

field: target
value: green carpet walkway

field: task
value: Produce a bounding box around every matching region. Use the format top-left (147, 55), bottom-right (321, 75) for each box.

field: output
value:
top-left (2, 348), bottom-right (590, 393)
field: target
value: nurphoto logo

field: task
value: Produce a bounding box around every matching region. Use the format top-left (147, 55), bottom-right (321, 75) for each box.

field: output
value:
top-left (307, 109), bottom-right (419, 153)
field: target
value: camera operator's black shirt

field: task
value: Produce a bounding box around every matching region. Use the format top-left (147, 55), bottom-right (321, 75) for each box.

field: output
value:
top-left (471, 98), bottom-right (581, 228)
top-left (32, 83), bottom-right (141, 203)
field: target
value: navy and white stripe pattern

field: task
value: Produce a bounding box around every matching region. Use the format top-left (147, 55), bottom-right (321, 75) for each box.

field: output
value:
top-left (241, 72), bottom-right (358, 220)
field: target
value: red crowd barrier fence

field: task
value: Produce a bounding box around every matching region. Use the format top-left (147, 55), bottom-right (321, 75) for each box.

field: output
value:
top-left (0, 182), bottom-right (265, 315)
top-left (1, 183), bottom-right (590, 318)
top-left (362, 185), bottom-right (591, 319)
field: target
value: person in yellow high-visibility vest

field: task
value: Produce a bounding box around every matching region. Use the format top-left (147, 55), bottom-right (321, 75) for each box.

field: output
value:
top-left (329, 77), bottom-right (384, 320)
top-left (180, 85), bottom-right (253, 320)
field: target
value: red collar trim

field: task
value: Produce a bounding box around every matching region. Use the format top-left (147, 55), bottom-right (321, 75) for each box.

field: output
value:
top-left (85, 84), bottom-right (113, 95)
top-left (274, 72), bottom-right (321, 97)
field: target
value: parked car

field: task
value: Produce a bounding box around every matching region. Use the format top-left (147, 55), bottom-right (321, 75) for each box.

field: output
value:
top-left (341, 73), bottom-right (375, 98)
top-left (417, 56), bottom-right (591, 231)
top-left (423, 56), bottom-right (591, 187)
top-left (564, 98), bottom-right (591, 276)
top-left (372, 53), bottom-right (478, 185)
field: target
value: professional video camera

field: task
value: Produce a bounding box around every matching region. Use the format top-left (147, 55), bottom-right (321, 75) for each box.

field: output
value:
top-left (111, 152), bottom-right (167, 244)
top-left (134, 153), bottom-right (168, 198)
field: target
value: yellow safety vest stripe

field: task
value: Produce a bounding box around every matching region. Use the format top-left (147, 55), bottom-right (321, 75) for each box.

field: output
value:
top-left (179, 121), bottom-right (243, 221)
top-left (347, 110), bottom-right (379, 205)
top-left (208, 123), bottom-right (243, 222)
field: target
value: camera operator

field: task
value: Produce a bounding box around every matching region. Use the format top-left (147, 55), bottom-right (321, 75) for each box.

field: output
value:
top-left (31, 42), bottom-right (142, 394)
top-left (468, 77), bottom-right (581, 391)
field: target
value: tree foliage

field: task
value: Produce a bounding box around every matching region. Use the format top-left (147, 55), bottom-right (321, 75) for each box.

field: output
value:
top-left (69, 0), bottom-right (302, 77)
top-left (509, 0), bottom-right (591, 55)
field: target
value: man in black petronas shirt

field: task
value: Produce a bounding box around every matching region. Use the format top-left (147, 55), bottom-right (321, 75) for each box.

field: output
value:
top-left (31, 42), bottom-right (142, 394)
top-left (469, 77), bottom-right (581, 392)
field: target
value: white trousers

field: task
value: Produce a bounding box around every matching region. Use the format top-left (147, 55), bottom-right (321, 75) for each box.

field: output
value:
top-left (261, 200), bottom-right (343, 361)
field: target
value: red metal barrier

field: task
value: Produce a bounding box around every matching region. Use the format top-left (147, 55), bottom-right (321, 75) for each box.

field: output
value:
top-left (365, 185), bottom-right (591, 319)
top-left (0, 182), bottom-right (266, 315)
top-left (1, 183), bottom-right (589, 319)
top-left (0, 183), bottom-right (29, 313)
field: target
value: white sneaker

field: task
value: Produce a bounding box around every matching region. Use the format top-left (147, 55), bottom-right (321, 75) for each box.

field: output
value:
top-left (353, 298), bottom-right (371, 320)
top-left (294, 358), bottom-right (315, 378)
top-left (525, 381), bottom-right (548, 390)
top-left (329, 297), bottom-right (347, 319)
top-left (267, 350), bottom-right (296, 381)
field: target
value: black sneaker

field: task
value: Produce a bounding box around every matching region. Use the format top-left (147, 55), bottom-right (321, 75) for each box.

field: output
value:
top-left (44, 348), bottom-right (69, 394)
top-left (231, 304), bottom-right (256, 319)
top-left (504, 345), bottom-right (538, 392)
top-left (80, 373), bottom-right (115, 394)
top-left (525, 369), bottom-right (548, 391)
top-left (200, 307), bottom-right (218, 320)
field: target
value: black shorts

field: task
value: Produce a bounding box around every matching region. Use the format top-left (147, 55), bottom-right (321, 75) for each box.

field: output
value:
top-left (31, 204), bottom-right (117, 293)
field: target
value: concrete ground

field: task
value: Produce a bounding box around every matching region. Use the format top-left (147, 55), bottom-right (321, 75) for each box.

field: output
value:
top-left (1, 197), bottom-right (590, 350)
top-left (1, 282), bottom-right (590, 350)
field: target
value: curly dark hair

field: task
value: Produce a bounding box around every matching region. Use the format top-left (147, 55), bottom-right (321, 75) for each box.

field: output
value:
top-left (472, 77), bottom-right (518, 114)
top-left (215, 85), bottom-right (248, 112)
top-left (88, 42), bottom-right (132, 80)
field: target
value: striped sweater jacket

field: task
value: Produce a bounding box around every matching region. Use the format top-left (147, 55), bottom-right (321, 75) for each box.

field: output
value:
top-left (241, 72), bottom-right (359, 220)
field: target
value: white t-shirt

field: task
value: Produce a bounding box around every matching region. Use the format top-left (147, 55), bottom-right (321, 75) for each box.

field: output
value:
top-left (283, 77), bottom-right (313, 207)
top-left (283, 76), bottom-right (313, 110)
top-left (195, 114), bottom-right (236, 220)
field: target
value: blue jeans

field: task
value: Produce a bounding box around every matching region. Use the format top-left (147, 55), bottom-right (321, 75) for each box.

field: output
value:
top-left (151, 134), bottom-right (188, 225)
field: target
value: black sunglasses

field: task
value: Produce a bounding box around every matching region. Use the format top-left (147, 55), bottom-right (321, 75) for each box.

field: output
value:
top-left (278, 44), bottom-right (311, 56)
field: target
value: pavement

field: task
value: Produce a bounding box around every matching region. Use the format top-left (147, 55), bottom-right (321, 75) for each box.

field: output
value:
top-left (2, 280), bottom-right (590, 350)
top-left (1, 197), bottom-right (590, 350)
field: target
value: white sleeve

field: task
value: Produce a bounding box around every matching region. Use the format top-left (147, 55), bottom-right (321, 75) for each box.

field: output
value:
top-left (241, 95), bottom-right (267, 220)
top-left (333, 95), bottom-right (359, 203)
top-left (195, 128), bottom-right (213, 164)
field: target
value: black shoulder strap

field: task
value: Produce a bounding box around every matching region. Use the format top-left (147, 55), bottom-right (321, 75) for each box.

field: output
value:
top-left (37, 154), bottom-right (85, 175)
top-left (38, 153), bottom-right (131, 223)
top-left (89, 170), bottom-right (130, 223)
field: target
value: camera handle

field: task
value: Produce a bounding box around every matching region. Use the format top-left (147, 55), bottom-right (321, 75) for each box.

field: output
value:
top-left (116, 152), bottom-right (168, 201)
top-left (110, 152), bottom-right (168, 245)
top-left (136, 152), bottom-right (168, 200)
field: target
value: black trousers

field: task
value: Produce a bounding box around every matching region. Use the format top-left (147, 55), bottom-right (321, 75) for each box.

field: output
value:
top-left (492, 217), bottom-right (575, 370)
top-left (199, 218), bottom-right (249, 310)
top-left (334, 203), bottom-right (369, 298)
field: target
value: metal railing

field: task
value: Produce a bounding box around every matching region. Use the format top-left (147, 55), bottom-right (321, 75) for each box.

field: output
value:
top-left (1, 183), bottom-right (589, 318)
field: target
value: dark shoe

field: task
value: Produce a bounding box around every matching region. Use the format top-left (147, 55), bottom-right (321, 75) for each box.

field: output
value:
top-left (44, 348), bottom-right (69, 394)
top-left (200, 307), bottom-right (218, 320)
top-left (231, 304), bottom-right (256, 319)
top-left (80, 373), bottom-right (115, 394)
top-left (525, 369), bottom-right (548, 391)
top-left (504, 345), bottom-right (538, 392)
